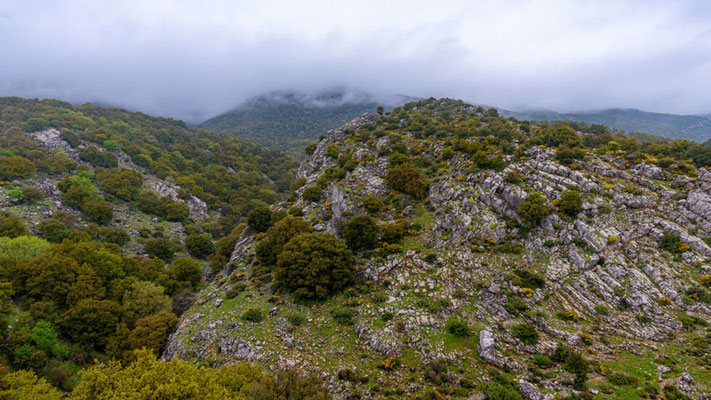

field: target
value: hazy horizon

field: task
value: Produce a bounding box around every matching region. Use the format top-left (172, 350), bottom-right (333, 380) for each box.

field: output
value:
top-left (1, 0), bottom-right (710, 123)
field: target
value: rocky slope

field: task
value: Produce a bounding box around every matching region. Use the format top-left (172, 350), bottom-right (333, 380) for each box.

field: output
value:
top-left (165, 99), bottom-right (710, 400)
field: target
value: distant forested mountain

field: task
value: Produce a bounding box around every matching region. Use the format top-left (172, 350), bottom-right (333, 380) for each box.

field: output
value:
top-left (500, 107), bottom-right (711, 142)
top-left (199, 89), bottom-right (414, 158)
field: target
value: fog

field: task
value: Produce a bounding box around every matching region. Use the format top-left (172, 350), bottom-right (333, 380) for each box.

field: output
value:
top-left (1, 0), bottom-right (710, 123)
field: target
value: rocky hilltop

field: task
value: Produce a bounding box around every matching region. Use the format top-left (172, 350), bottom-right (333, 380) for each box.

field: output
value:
top-left (165, 99), bottom-right (710, 400)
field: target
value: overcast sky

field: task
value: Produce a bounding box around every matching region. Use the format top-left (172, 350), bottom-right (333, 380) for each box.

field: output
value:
top-left (1, 0), bottom-right (710, 122)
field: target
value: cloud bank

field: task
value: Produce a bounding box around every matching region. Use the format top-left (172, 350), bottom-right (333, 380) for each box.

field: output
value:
top-left (1, 0), bottom-right (710, 122)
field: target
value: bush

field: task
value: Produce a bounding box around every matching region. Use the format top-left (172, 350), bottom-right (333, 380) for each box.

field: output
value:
top-left (242, 307), bottom-right (263, 323)
top-left (511, 324), bottom-right (539, 345)
top-left (341, 215), bottom-right (379, 251)
top-left (517, 192), bottom-right (551, 228)
top-left (274, 233), bottom-right (353, 300)
top-left (337, 368), bottom-right (358, 382)
top-left (330, 307), bottom-right (354, 325)
top-left (97, 169), bottom-right (142, 201)
top-left (78, 146), bottom-right (117, 168)
top-left (0, 155), bottom-right (36, 179)
top-left (63, 185), bottom-right (93, 208)
top-left (288, 313), bottom-right (306, 326)
top-left (607, 372), bottom-right (638, 386)
top-left (170, 258), bottom-right (202, 289)
top-left (559, 190), bottom-right (583, 218)
top-left (247, 366), bottom-right (332, 400)
top-left (184, 234), bottom-right (215, 259)
top-left (163, 201), bottom-right (189, 222)
top-left (255, 216), bottom-right (311, 266)
top-left (99, 227), bottom-right (130, 245)
top-left (20, 185), bottom-right (44, 202)
top-left (659, 232), bottom-right (684, 254)
top-left (326, 144), bottom-right (339, 158)
top-left (38, 218), bottom-right (71, 243)
top-left (143, 238), bottom-right (180, 261)
top-left (512, 269), bottom-right (545, 289)
top-left (0, 214), bottom-right (27, 238)
top-left (445, 318), bottom-right (470, 337)
top-left (81, 200), bottom-right (113, 224)
top-left (380, 219), bottom-right (409, 244)
top-left (247, 207), bottom-right (272, 233)
top-left (594, 305), bottom-right (609, 316)
top-left (478, 381), bottom-right (524, 400)
top-left (423, 358), bottom-right (449, 385)
top-left (363, 195), bottom-right (384, 213)
top-left (385, 162), bottom-right (429, 199)
top-left (302, 185), bottom-right (323, 202)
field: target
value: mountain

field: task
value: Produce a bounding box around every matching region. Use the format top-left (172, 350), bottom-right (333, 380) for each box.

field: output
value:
top-left (501, 107), bottom-right (711, 142)
top-left (166, 99), bottom-right (711, 399)
top-left (199, 89), bottom-right (415, 159)
top-left (0, 97), bottom-right (302, 393)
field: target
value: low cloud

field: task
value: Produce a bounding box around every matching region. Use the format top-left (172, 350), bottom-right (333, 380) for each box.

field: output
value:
top-left (1, 0), bottom-right (710, 122)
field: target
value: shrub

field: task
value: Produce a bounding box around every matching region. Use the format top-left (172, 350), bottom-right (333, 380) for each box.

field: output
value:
top-left (512, 269), bottom-right (545, 289)
top-left (20, 185), bottom-right (44, 202)
top-left (607, 372), bottom-right (638, 386)
top-left (0, 214), bottom-right (27, 238)
top-left (380, 219), bottom-right (409, 244)
top-left (63, 185), bottom-right (93, 208)
top-left (563, 350), bottom-right (588, 390)
top-left (143, 238), bottom-right (180, 261)
top-left (242, 307), bottom-right (263, 323)
top-left (81, 200), bottom-right (113, 224)
top-left (163, 201), bottom-right (189, 222)
top-left (247, 367), bottom-right (332, 400)
top-left (38, 218), bottom-right (71, 243)
top-left (330, 307), bottom-right (354, 325)
top-left (288, 313), bottom-right (306, 326)
top-left (594, 305), bottom-right (609, 316)
top-left (78, 146), bottom-right (117, 168)
top-left (478, 381), bottom-right (524, 400)
top-left (255, 216), bottom-right (311, 266)
top-left (0, 155), bottom-right (36, 179)
top-left (385, 162), bottom-right (429, 199)
top-left (559, 190), bottom-right (583, 218)
top-left (302, 185), bottom-right (323, 202)
top-left (659, 232), bottom-right (684, 254)
top-left (337, 368), bottom-right (358, 382)
top-left (99, 227), bottom-right (130, 245)
top-left (445, 318), bottom-right (470, 337)
top-left (97, 169), bottom-right (142, 201)
top-left (304, 143), bottom-right (316, 156)
top-left (184, 234), bottom-right (215, 259)
top-left (423, 358), bottom-right (449, 385)
top-left (341, 215), bottom-right (379, 251)
top-left (363, 195), bottom-right (384, 213)
top-left (225, 284), bottom-right (246, 299)
top-left (247, 207), bottom-right (272, 233)
top-left (274, 233), bottom-right (353, 300)
top-left (170, 258), bottom-right (202, 289)
top-left (517, 192), bottom-right (552, 228)
top-left (511, 324), bottom-right (539, 345)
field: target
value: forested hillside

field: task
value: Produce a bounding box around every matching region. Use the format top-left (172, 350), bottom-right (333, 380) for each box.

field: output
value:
top-left (502, 107), bottom-right (711, 143)
top-left (200, 90), bottom-right (411, 159)
top-left (0, 97), bottom-right (334, 398)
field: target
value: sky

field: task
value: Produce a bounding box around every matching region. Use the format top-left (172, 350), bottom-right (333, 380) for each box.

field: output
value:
top-left (1, 0), bottom-right (710, 123)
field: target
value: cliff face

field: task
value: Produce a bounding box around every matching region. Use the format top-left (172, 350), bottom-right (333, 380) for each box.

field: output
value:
top-left (165, 100), bottom-right (710, 399)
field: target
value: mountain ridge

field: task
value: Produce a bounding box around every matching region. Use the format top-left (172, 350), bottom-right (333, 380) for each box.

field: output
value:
top-left (166, 98), bottom-right (711, 399)
top-left (500, 107), bottom-right (711, 143)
